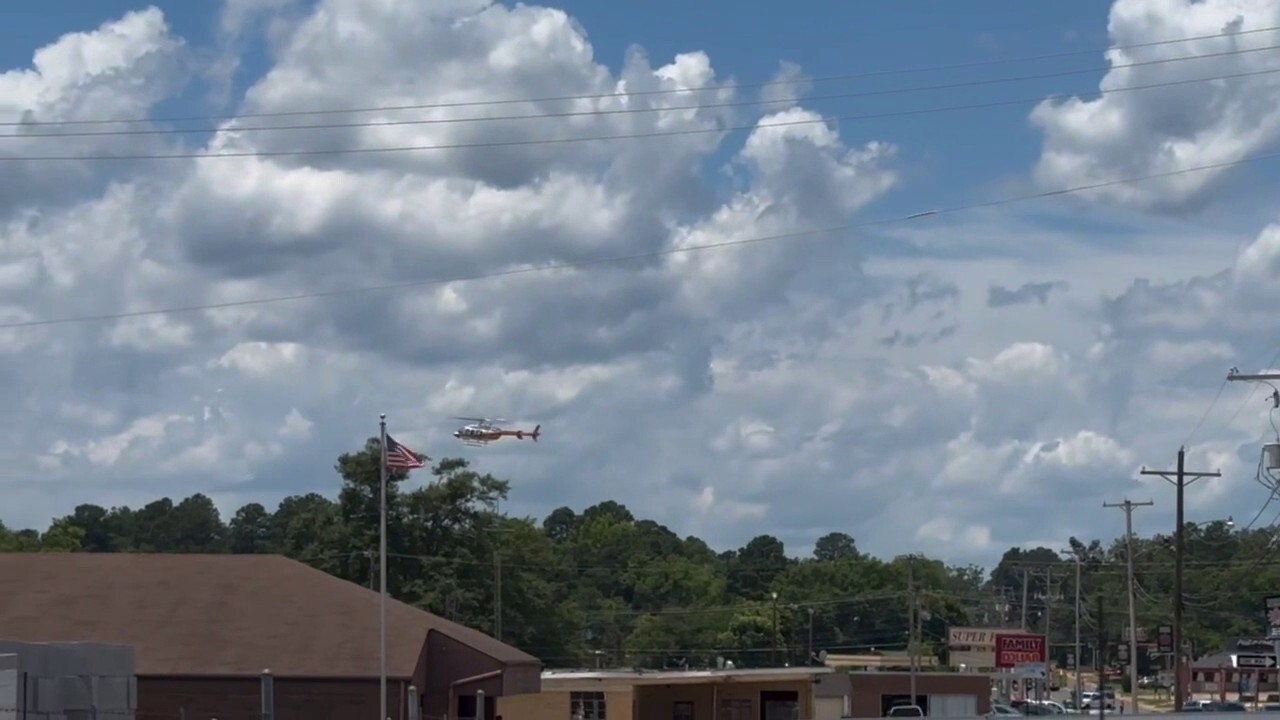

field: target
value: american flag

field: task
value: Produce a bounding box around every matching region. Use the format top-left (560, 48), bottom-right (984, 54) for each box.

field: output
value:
top-left (384, 434), bottom-right (426, 470)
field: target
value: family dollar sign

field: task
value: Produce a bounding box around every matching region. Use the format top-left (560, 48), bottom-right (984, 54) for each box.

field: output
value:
top-left (995, 633), bottom-right (1047, 668)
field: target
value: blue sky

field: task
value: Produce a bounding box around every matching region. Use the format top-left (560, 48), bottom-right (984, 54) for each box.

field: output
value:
top-left (1, 0), bottom-right (1112, 210)
top-left (2, 0), bottom-right (1268, 225)
top-left (3, 0), bottom-right (1280, 568)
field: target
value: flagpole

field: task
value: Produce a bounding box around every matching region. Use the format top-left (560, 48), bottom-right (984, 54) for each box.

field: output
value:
top-left (378, 413), bottom-right (388, 720)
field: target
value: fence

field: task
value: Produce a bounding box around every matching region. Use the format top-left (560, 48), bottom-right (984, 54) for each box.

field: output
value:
top-left (1, 668), bottom-right (433, 720)
top-left (2, 711), bottom-right (288, 720)
top-left (0, 705), bottom-right (462, 719)
top-left (0, 707), bottom-right (442, 720)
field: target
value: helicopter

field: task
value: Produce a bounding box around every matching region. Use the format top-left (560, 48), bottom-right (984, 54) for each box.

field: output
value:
top-left (451, 417), bottom-right (542, 447)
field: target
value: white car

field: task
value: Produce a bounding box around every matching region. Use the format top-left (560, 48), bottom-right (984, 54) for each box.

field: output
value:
top-left (1078, 692), bottom-right (1116, 711)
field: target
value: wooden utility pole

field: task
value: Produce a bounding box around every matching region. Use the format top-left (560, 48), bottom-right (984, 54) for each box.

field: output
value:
top-left (1097, 593), bottom-right (1108, 720)
top-left (1020, 568), bottom-right (1030, 630)
top-left (494, 549), bottom-right (503, 642)
top-left (807, 607), bottom-right (816, 665)
top-left (1104, 498), bottom-right (1153, 715)
top-left (1069, 553), bottom-right (1083, 706)
top-left (908, 555), bottom-right (919, 704)
top-left (1041, 568), bottom-right (1056, 703)
top-left (1140, 449), bottom-right (1220, 712)
top-left (770, 591), bottom-right (780, 667)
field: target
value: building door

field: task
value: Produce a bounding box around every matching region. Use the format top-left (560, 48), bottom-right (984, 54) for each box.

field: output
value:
top-left (760, 690), bottom-right (799, 720)
top-left (882, 694), bottom-right (931, 716)
top-left (719, 698), bottom-right (753, 720)
top-left (456, 693), bottom-right (496, 720)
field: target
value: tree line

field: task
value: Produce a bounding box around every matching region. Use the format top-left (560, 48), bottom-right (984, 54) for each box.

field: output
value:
top-left (0, 438), bottom-right (1272, 668)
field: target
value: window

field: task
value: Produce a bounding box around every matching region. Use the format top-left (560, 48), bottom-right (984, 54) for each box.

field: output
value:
top-left (674, 700), bottom-right (694, 720)
top-left (762, 690), bottom-right (800, 720)
top-left (571, 690), bottom-right (607, 719)
top-left (718, 698), bottom-right (752, 720)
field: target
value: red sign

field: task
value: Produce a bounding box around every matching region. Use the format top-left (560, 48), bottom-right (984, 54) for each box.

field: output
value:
top-left (994, 633), bottom-right (1047, 668)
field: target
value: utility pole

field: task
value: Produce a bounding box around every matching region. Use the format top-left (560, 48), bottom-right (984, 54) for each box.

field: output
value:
top-left (487, 503), bottom-right (514, 645)
top-left (1104, 498), bottom-right (1154, 714)
top-left (770, 591), bottom-right (780, 667)
top-left (1140, 449), bottom-right (1220, 712)
top-left (1071, 553), bottom-right (1082, 706)
top-left (908, 555), bottom-right (919, 705)
top-left (1041, 569), bottom-right (1055, 703)
top-left (493, 549), bottom-right (502, 642)
top-left (807, 607), bottom-right (815, 665)
top-left (1020, 568), bottom-right (1030, 630)
top-left (1097, 593), bottom-right (1108, 720)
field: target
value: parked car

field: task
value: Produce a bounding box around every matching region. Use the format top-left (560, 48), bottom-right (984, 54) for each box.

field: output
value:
top-left (1078, 692), bottom-right (1116, 711)
top-left (887, 705), bottom-right (924, 717)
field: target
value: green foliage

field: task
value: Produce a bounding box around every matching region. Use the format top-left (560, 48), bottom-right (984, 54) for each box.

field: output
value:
top-left (1, 440), bottom-right (1270, 667)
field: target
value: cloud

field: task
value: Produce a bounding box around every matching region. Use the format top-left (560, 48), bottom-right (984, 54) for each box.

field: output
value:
top-left (758, 60), bottom-right (812, 108)
top-left (0, 8), bottom-right (187, 209)
top-left (5, 0), bottom-right (1280, 572)
top-left (988, 281), bottom-right (1067, 308)
top-left (1030, 0), bottom-right (1280, 211)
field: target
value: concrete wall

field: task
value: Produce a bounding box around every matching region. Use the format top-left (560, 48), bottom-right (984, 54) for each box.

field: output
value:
top-left (497, 681), bottom-right (814, 720)
top-left (846, 672), bottom-right (991, 719)
top-left (814, 695), bottom-right (846, 720)
top-left (636, 679), bottom-right (813, 720)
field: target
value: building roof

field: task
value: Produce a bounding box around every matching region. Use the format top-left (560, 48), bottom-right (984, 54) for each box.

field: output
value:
top-left (0, 553), bottom-right (538, 678)
top-left (541, 667), bottom-right (832, 689)
top-left (822, 652), bottom-right (938, 668)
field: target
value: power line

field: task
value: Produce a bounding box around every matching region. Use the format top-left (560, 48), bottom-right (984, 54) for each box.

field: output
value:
top-left (1183, 377), bottom-right (1229, 447)
top-left (0, 146), bottom-right (1277, 331)
top-left (1199, 345), bottom-right (1280, 444)
top-left (5, 25), bottom-right (1277, 128)
top-left (6, 43), bottom-right (1276, 140)
top-left (3, 66), bottom-right (1279, 161)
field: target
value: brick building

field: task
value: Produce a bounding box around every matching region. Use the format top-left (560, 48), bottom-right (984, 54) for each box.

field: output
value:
top-left (0, 553), bottom-right (540, 719)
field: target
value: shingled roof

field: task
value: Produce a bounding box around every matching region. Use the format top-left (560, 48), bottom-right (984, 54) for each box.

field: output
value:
top-left (0, 553), bottom-right (539, 677)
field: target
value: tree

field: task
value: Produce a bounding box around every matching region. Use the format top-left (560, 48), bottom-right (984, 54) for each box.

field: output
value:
top-left (5, 438), bottom-right (1275, 671)
top-left (813, 532), bottom-right (860, 562)
top-left (228, 503), bottom-right (274, 554)
top-left (729, 535), bottom-right (789, 599)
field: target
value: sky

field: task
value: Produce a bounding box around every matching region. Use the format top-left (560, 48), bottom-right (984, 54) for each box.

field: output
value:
top-left (3, 0), bottom-right (1280, 570)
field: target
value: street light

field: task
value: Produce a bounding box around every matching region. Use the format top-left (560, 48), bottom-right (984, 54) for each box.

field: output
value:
top-left (1158, 516), bottom-right (1235, 547)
